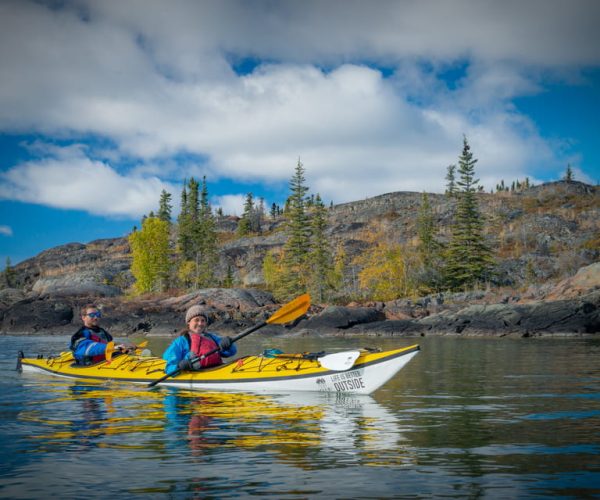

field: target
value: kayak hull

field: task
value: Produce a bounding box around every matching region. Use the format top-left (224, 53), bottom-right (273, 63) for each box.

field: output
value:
top-left (18, 344), bottom-right (420, 395)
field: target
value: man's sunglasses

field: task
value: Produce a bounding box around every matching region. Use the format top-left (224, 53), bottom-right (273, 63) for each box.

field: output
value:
top-left (86, 311), bottom-right (102, 318)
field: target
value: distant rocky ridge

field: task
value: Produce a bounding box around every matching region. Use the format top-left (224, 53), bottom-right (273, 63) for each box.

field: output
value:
top-left (1, 180), bottom-right (599, 337)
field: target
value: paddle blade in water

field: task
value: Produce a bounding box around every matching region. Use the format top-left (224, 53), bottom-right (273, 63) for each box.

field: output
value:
top-left (266, 294), bottom-right (310, 325)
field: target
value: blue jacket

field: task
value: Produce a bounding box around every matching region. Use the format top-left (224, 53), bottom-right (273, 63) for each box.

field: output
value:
top-left (69, 327), bottom-right (113, 363)
top-left (162, 332), bottom-right (237, 374)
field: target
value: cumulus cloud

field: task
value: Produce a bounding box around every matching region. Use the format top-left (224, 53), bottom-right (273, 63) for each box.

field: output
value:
top-left (212, 194), bottom-right (246, 217)
top-left (0, 144), bottom-right (173, 218)
top-left (0, 0), bottom-right (597, 211)
top-left (0, 225), bottom-right (13, 236)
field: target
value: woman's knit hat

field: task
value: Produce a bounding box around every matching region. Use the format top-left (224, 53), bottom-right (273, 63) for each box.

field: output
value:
top-left (185, 305), bottom-right (209, 324)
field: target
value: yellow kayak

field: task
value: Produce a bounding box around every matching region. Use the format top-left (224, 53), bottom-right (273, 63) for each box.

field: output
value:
top-left (17, 345), bottom-right (420, 395)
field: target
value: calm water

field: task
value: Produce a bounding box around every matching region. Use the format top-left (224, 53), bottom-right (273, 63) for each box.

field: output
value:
top-left (1, 335), bottom-right (599, 499)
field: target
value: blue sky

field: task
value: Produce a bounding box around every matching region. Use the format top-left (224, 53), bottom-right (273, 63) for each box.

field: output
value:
top-left (1, 0), bottom-right (599, 268)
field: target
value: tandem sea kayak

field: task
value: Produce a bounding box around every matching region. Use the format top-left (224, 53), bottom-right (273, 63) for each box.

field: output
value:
top-left (17, 344), bottom-right (420, 395)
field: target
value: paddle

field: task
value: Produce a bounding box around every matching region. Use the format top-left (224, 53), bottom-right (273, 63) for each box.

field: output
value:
top-left (147, 293), bottom-right (311, 388)
top-left (276, 350), bottom-right (361, 371)
top-left (317, 351), bottom-right (361, 371)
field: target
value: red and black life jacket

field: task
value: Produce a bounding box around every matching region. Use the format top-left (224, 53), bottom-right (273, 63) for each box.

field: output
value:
top-left (184, 332), bottom-right (222, 368)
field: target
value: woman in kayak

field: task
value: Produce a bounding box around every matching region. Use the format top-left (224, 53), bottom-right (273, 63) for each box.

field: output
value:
top-left (162, 305), bottom-right (236, 373)
top-left (69, 304), bottom-right (130, 364)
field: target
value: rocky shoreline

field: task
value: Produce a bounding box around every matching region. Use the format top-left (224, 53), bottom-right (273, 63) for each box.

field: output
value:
top-left (1, 263), bottom-right (598, 339)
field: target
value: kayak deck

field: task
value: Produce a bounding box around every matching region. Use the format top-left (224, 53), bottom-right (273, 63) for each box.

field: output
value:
top-left (18, 344), bottom-right (420, 395)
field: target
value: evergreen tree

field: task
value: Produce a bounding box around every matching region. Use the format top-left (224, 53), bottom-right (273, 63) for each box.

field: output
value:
top-left (270, 202), bottom-right (278, 219)
top-left (237, 193), bottom-right (254, 236)
top-left (564, 164), bottom-right (574, 182)
top-left (445, 164), bottom-right (457, 198)
top-left (279, 158), bottom-right (311, 298)
top-left (177, 176), bottom-right (218, 289)
top-left (193, 176), bottom-right (218, 287)
top-left (177, 180), bottom-right (193, 260)
top-left (157, 189), bottom-right (173, 224)
top-left (444, 136), bottom-right (494, 290)
top-left (129, 217), bottom-right (171, 294)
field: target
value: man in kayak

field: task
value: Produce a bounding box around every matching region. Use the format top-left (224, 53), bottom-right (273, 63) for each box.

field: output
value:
top-left (162, 305), bottom-right (236, 373)
top-left (69, 304), bottom-right (129, 365)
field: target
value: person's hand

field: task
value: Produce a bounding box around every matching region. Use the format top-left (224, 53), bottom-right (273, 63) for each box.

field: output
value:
top-left (220, 336), bottom-right (233, 350)
top-left (178, 358), bottom-right (192, 371)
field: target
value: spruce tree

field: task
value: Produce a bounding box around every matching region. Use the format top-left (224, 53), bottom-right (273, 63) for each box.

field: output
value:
top-left (177, 181), bottom-right (193, 260)
top-left (268, 159), bottom-right (312, 299)
top-left (281, 159), bottom-right (311, 295)
top-left (564, 164), bottom-right (574, 182)
top-left (158, 189), bottom-right (173, 224)
top-left (444, 137), bottom-right (494, 290)
top-left (193, 176), bottom-right (218, 287)
top-left (445, 164), bottom-right (457, 198)
top-left (237, 193), bottom-right (254, 236)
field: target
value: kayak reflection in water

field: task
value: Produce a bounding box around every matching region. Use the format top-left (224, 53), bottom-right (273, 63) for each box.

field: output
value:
top-left (162, 305), bottom-right (237, 373)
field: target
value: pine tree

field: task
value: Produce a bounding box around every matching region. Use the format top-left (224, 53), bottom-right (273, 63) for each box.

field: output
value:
top-left (177, 180), bottom-right (193, 260)
top-left (237, 193), bottom-right (254, 236)
top-left (444, 137), bottom-right (494, 290)
top-left (279, 158), bottom-right (311, 298)
top-left (193, 176), bottom-right (218, 287)
top-left (129, 217), bottom-right (171, 294)
top-left (445, 164), bottom-right (457, 198)
top-left (157, 189), bottom-right (173, 224)
top-left (564, 164), bottom-right (574, 182)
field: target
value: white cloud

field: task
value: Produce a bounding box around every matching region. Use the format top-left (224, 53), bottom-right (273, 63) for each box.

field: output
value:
top-left (0, 225), bottom-right (13, 236)
top-left (0, 0), bottom-right (597, 212)
top-left (212, 194), bottom-right (246, 217)
top-left (0, 145), bottom-right (174, 218)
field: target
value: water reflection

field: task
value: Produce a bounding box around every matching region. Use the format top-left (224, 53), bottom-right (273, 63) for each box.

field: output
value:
top-left (17, 381), bottom-right (409, 468)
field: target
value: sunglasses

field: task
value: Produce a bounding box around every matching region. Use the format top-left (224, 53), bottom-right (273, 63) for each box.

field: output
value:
top-left (86, 311), bottom-right (102, 318)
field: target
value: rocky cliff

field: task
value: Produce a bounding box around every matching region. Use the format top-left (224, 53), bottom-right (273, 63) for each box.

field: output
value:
top-left (1, 180), bottom-right (598, 336)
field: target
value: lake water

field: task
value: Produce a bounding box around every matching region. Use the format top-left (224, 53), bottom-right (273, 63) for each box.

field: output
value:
top-left (1, 334), bottom-right (599, 499)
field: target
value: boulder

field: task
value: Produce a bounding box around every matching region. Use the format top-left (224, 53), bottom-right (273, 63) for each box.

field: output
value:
top-left (32, 273), bottom-right (122, 297)
top-left (417, 290), bottom-right (600, 336)
top-left (300, 306), bottom-right (385, 331)
top-left (1, 297), bottom-right (74, 334)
